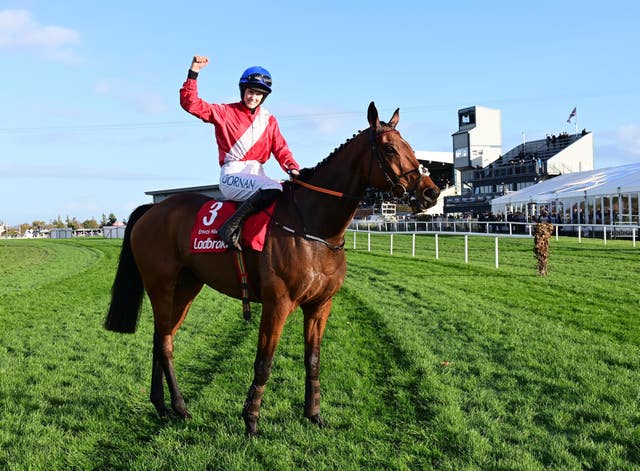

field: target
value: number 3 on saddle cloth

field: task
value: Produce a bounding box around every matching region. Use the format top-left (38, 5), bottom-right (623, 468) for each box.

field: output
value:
top-left (190, 200), bottom-right (275, 253)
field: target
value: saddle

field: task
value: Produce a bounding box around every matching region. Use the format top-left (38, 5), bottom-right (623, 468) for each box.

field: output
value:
top-left (190, 200), bottom-right (274, 253)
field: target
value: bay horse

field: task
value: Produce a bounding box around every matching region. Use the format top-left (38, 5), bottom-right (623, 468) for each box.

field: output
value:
top-left (104, 102), bottom-right (440, 436)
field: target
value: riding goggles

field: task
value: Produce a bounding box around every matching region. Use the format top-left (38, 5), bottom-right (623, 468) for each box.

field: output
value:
top-left (245, 73), bottom-right (272, 87)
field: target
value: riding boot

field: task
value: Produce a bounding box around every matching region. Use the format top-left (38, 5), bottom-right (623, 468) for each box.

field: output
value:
top-left (218, 189), bottom-right (280, 251)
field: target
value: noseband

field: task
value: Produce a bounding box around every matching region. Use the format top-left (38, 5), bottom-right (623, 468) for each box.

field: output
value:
top-left (369, 128), bottom-right (429, 197)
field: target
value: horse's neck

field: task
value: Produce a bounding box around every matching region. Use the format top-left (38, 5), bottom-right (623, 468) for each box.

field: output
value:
top-left (292, 134), bottom-right (371, 241)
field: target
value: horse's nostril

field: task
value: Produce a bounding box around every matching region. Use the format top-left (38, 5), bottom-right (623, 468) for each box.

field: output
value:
top-left (423, 188), bottom-right (440, 201)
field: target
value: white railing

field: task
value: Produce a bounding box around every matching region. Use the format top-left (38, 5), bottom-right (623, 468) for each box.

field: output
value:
top-left (348, 220), bottom-right (638, 246)
top-left (349, 232), bottom-right (503, 267)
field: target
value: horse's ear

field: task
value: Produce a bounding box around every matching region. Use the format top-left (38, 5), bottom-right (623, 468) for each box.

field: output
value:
top-left (367, 101), bottom-right (380, 129)
top-left (388, 108), bottom-right (400, 128)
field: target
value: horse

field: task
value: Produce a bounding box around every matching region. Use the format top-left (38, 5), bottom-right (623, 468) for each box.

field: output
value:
top-left (104, 102), bottom-right (440, 437)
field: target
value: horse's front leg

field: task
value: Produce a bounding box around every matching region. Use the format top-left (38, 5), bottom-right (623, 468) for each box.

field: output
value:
top-left (302, 300), bottom-right (332, 428)
top-left (242, 301), bottom-right (290, 437)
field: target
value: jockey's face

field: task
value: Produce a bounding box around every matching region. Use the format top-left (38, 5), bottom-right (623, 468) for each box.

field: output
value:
top-left (243, 88), bottom-right (265, 109)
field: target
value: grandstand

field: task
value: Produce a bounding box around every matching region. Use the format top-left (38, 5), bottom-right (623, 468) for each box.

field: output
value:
top-left (445, 106), bottom-right (593, 216)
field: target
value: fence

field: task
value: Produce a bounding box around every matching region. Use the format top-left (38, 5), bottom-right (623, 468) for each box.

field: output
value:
top-left (347, 221), bottom-right (637, 270)
top-left (349, 219), bottom-right (638, 247)
top-left (349, 232), bottom-right (504, 268)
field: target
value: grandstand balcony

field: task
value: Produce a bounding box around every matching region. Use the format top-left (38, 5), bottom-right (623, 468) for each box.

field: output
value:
top-left (445, 131), bottom-right (592, 216)
top-left (443, 192), bottom-right (502, 214)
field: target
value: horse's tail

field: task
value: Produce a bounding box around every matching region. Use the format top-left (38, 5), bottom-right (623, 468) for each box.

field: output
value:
top-left (104, 203), bottom-right (154, 333)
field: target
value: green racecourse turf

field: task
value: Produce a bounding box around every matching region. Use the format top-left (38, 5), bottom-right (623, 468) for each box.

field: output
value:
top-left (0, 235), bottom-right (638, 470)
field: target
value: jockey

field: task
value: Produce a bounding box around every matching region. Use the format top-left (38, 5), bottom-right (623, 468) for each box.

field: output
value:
top-left (180, 55), bottom-right (300, 250)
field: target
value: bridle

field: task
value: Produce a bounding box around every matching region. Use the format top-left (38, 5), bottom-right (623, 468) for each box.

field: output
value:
top-left (369, 128), bottom-right (430, 198)
top-left (279, 127), bottom-right (429, 250)
top-left (292, 127), bottom-right (429, 199)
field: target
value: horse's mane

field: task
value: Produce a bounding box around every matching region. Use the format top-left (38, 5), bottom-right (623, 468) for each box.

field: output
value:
top-left (295, 130), bottom-right (365, 181)
top-left (293, 121), bottom-right (394, 182)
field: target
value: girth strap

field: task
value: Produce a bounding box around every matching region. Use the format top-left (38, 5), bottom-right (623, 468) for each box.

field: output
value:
top-left (273, 221), bottom-right (345, 251)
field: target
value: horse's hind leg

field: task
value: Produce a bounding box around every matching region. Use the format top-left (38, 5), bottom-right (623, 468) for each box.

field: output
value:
top-left (153, 331), bottom-right (191, 418)
top-left (148, 272), bottom-right (203, 419)
top-left (150, 332), bottom-right (171, 417)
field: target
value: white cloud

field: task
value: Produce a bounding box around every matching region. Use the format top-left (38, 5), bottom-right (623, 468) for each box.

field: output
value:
top-left (0, 9), bottom-right (80, 63)
top-left (92, 78), bottom-right (169, 115)
top-left (131, 93), bottom-right (169, 114)
top-left (276, 103), bottom-right (364, 138)
top-left (0, 162), bottom-right (175, 181)
top-left (615, 125), bottom-right (640, 157)
top-left (594, 124), bottom-right (640, 167)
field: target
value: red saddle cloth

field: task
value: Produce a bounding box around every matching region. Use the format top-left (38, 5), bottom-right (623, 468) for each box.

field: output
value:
top-left (190, 200), bottom-right (275, 253)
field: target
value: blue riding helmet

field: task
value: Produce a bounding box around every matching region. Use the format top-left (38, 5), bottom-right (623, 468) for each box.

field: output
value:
top-left (239, 66), bottom-right (272, 95)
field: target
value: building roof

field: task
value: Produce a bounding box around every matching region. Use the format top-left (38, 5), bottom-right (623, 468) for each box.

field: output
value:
top-left (491, 161), bottom-right (640, 212)
top-left (145, 184), bottom-right (219, 196)
top-left (416, 150), bottom-right (453, 165)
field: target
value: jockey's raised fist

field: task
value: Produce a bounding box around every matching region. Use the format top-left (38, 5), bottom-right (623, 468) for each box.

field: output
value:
top-left (190, 55), bottom-right (209, 72)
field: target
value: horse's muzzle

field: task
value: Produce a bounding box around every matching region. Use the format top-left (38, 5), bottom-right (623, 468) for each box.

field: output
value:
top-left (412, 185), bottom-right (440, 212)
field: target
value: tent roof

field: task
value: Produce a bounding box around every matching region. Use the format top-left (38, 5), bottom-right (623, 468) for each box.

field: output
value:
top-left (491, 161), bottom-right (640, 210)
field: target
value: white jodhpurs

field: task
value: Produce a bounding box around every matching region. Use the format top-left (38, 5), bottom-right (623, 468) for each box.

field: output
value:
top-left (219, 160), bottom-right (283, 201)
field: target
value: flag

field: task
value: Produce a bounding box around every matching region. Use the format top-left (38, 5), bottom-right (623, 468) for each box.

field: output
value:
top-left (567, 107), bottom-right (576, 123)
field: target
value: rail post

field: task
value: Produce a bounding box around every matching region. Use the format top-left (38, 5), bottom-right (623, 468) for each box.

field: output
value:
top-left (464, 235), bottom-right (469, 264)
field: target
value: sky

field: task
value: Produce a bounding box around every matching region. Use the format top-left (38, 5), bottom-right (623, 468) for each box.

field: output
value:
top-left (1, 0), bottom-right (639, 225)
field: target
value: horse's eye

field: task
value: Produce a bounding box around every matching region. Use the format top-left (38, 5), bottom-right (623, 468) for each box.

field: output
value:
top-left (383, 144), bottom-right (396, 153)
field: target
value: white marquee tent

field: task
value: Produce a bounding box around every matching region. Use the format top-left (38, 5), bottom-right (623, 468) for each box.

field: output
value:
top-left (491, 162), bottom-right (640, 224)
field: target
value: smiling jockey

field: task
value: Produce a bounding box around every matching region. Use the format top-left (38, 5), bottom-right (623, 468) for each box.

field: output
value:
top-left (180, 55), bottom-right (300, 250)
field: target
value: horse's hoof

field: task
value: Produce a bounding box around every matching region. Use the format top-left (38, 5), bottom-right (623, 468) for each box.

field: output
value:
top-left (244, 420), bottom-right (258, 438)
top-left (307, 414), bottom-right (325, 428)
top-left (243, 412), bottom-right (258, 437)
top-left (172, 403), bottom-right (192, 419)
top-left (175, 409), bottom-right (192, 420)
top-left (153, 403), bottom-right (171, 418)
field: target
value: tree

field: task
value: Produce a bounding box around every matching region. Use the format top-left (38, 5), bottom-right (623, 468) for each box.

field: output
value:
top-left (65, 216), bottom-right (80, 230)
top-left (31, 220), bottom-right (47, 230)
top-left (82, 218), bottom-right (99, 229)
top-left (51, 216), bottom-right (65, 228)
top-left (100, 213), bottom-right (117, 227)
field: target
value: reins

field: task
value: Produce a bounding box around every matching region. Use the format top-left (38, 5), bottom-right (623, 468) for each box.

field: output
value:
top-left (292, 179), bottom-right (359, 200)
top-left (280, 126), bottom-right (427, 250)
